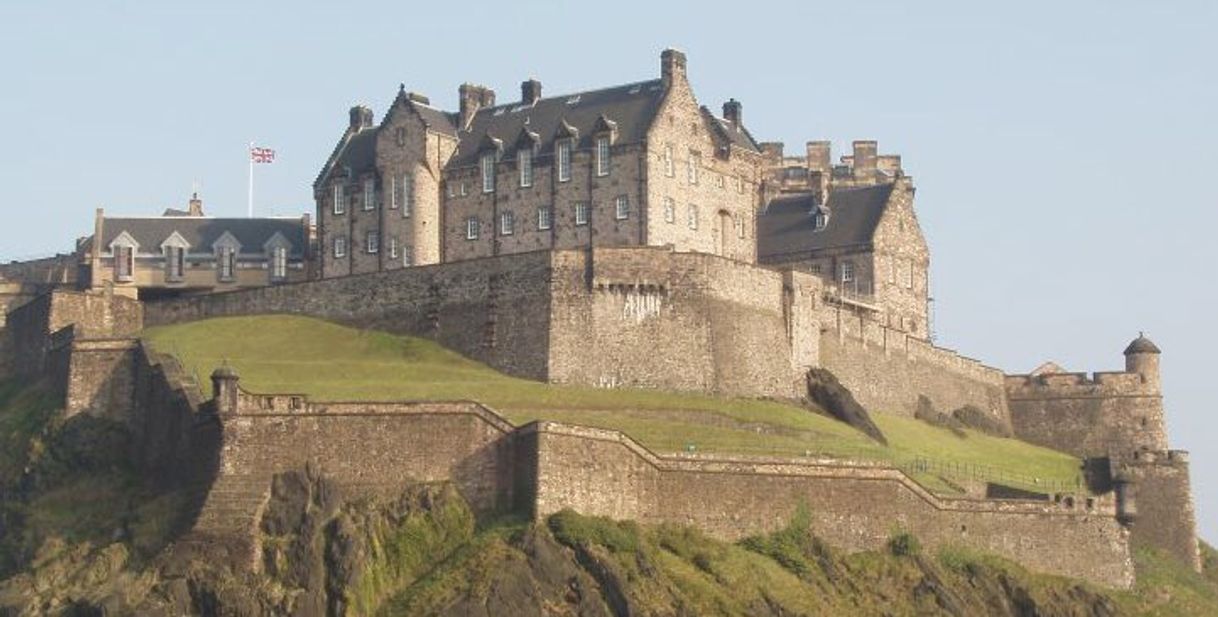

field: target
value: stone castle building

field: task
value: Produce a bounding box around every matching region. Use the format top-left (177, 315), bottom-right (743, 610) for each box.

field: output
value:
top-left (0, 48), bottom-right (1201, 587)
top-left (80, 194), bottom-right (312, 300)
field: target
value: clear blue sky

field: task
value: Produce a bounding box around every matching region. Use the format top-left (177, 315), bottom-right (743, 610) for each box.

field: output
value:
top-left (2, 2), bottom-right (1215, 539)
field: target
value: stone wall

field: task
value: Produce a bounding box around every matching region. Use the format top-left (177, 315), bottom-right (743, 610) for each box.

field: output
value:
top-left (815, 305), bottom-right (1009, 423)
top-left (1116, 451), bottom-right (1200, 570)
top-left (1005, 371), bottom-right (1167, 459)
top-left (547, 247), bottom-right (818, 397)
top-left (527, 421), bottom-right (1133, 588)
top-left (64, 338), bottom-right (139, 424)
top-left (146, 250), bottom-right (556, 381)
top-left (0, 289), bottom-right (142, 379)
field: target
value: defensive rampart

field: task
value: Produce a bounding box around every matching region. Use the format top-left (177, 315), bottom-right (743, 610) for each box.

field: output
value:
top-left (1, 288), bottom-right (142, 379)
top-left (1005, 371), bottom-right (1166, 459)
top-left (193, 372), bottom-right (1133, 588)
top-left (145, 247), bottom-right (820, 398)
top-left (815, 303), bottom-right (1010, 424)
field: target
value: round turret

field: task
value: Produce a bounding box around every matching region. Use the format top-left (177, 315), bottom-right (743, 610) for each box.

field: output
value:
top-left (1124, 332), bottom-right (1161, 387)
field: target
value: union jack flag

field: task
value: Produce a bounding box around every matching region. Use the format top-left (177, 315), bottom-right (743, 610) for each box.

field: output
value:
top-left (251, 146), bottom-right (276, 163)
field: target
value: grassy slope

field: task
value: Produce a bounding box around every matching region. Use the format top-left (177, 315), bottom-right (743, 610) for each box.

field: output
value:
top-left (143, 314), bottom-right (1084, 493)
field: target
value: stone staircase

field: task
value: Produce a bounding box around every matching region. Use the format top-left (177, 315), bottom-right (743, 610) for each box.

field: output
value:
top-left (188, 473), bottom-right (272, 538)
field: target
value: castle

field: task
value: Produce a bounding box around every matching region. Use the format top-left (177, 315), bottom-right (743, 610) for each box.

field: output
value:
top-left (0, 49), bottom-right (1199, 589)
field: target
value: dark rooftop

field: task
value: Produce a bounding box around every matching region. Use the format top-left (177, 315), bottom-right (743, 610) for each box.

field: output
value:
top-left (757, 184), bottom-right (894, 259)
top-left (101, 217), bottom-right (307, 257)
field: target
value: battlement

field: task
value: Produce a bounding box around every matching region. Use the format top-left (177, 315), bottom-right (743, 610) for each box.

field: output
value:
top-left (764, 139), bottom-right (906, 194)
top-left (1004, 370), bottom-right (1151, 393)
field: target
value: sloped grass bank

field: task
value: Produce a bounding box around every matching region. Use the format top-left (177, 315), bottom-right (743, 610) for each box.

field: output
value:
top-left (144, 314), bottom-right (1084, 493)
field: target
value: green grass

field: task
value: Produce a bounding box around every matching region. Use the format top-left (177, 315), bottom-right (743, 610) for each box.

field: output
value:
top-left (0, 379), bottom-right (59, 486)
top-left (142, 315), bottom-right (1085, 494)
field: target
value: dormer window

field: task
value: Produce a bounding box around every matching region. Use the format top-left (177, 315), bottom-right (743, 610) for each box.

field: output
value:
top-left (557, 140), bottom-right (572, 182)
top-left (596, 136), bottom-right (611, 176)
top-left (271, 246), bottom-right (287, 280)
top-left (111, 235), bottom-right (137, 282)
top-left (363, 178), bottom-right (375, 210)
top-left (166, 246), bottom-right (184, 280)
top-left (481, 152), bottom-right (496, 193)
top-left (218, 247), bottom-right (236, 282)
top-left (519, 148), bottom-right (533, 187)
top-left (332, 184), bottom-right (345, 215)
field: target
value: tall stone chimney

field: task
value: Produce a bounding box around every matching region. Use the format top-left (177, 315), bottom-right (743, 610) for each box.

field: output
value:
top-left (852, 140), bottom-right (877, 182)
top-left (661, 48), bottom-right (687, 88)
top-left (188, 192), bottom-right (204, 217)
top-left (723, 99), bottom-right (742, 129)
top-left (349, 105), bottom-right (374, 131)
top-left (459, 83), bottom-right (496, 130)
top-left (521, 79), bottom-right (542, 106)
top-left (806, 141), bottom-right (831, 173)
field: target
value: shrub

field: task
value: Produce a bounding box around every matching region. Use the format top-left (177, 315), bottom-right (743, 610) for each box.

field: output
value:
top-left (888, 531), bottom-right (921, 557)
top-left (548, 509), bottom-right (640, 553)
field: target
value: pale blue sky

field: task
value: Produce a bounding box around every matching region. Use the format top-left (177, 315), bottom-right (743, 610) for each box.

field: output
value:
top-left (2, 2), bottom-right (1215, 539)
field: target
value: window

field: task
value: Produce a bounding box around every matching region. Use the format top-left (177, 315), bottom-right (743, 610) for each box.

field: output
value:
top-left (663, 144), bottom-right (674, 177)
top-left (332, 184), bottom-right (345, 215)
top-left (839, 261), bottom-right (854, 284)
top-left (887, 258), bottom-right (896, 284)
top-left (460, 182), bottom-right (468, 196)
top-left (333, 236), bottom-right (347, 258)
top-left (390, 176), bottom-right (399, 209)
top-left (363, 178), bottom-right (375, 210)
top-left (500, 211), bottom-right (515, 235)
top-left (715, 174), bottom-right (724, 189)
top-left (905, 261), bottom-right (914, 289)
top-left (114, 246), bottom-right (134, 280)
top-left (402, 174), bottom-right (413, 217)
top-left (465, 217), bottom-right (480, 240)
top-left (574, 201), bottom-right (589, 226)
top-left (166, 247), bottom-right (184, 280)
top-left (389, 236), bottom-right (398, 259)
top-left (272, 247), bottom-right (287, 280)
top-left (537, 206), bottom-right (552, 230)
top-left (615, 195), bottom-right (629, 220)
top-left (687, 204), bottom-right (699, 230)
top-left (218, 248), bottom-right (235, 281)
top-left (557, 140), bottom-right (572, 182)
top-left (519, 148), bottom-right (533, 187)
top-left (810, 264), bottom-right (823, 276)
top-left (402, 246), bottom-right (413, 267)
top-left (663, 197), bottom-right (675, 223)
top-left (737, 217), bottom-right (746, 239)
top-left (481, 152), bottom-right (496, 193)
top-left (366, 231), bottom-right (379, 254)
top-left (813, 211), bottom-right (828, 231)
top-left (687, 151), bottom-right (700, 184)
top-left (596, 136), bottom-right (610, 176)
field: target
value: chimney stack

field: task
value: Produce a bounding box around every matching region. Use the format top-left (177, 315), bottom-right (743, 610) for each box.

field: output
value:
top-left (459, 83), bottom-right (496, 130)
top-left (806, 141), bottom-right (831, 173)
top-left (188, 192), bottom-right (204, 217)
top-left (521, 79), bottom-right (542, 106)
top-left (348, 105), bottom-right (374, 131)
top-left (660, 48), bottom-right (687, 87)
top-left (852, 140), bottom-right (877, 182)
top-left (723, 99), bottom-right (742, 130)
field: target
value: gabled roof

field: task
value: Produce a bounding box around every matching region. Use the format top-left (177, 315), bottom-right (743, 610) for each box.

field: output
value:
top-left (315, 128), bottom-right (379, 189)
top-left (100, 217), bottom-right (307, 257)
top-left (757, 183), bottom-right (895, 259)
top-left (701, 106), bottom-right (760, 153)
top-left (450, 79), bottom-right (667, 166)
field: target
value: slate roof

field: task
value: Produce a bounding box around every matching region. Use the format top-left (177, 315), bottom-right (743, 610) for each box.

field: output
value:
top-left (757, 184), bottom-right (894, 259)
top-left (702, 107), bottom-right (760, 153)
top-left (451, 79), bottom-right (669, 166)
top-left (101, 217), bottom-right (307, 256)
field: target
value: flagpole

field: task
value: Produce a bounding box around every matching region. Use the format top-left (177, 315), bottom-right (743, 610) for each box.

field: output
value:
top-left (247, 141), bottom-right (254, 218)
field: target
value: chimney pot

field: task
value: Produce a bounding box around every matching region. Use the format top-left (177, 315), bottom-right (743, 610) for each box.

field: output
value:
top-left (521, 79), bottom-right (542, 105)
top-left (349, 105), bottom-right (374, 130)
top-left (723, 99), bottom-right (742, 130)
